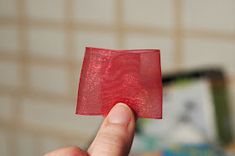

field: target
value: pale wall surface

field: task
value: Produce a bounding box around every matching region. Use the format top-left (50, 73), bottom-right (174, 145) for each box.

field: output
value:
top-left (0, 0), bottom-right (235, 155)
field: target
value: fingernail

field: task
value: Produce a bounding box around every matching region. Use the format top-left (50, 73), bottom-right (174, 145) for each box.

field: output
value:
top-left (108, 103), bottom-right (132, 126)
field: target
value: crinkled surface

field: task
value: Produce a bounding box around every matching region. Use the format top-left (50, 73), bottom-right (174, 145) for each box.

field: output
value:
top-left (76, 47), bottom-right (162, 119)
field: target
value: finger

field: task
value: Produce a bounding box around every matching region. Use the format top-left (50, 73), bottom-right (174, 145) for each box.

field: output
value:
top-left (44, 146), bottom-right (88, 156)
top-left (88, 103), bottom-right (136, 156)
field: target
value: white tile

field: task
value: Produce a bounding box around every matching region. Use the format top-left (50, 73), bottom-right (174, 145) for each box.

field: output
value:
top-left (0, 25), bottom-right (18, 53)
top-left (63, 139), bottom-right (88, 150)
top-left (16, 132), bottom-right (36, 156)
top-left (0, 130), bottom-right (8, 156)
top-left (124, 33), bottom-right (175, 71)
top-left (0, 95), bottom-right (13, 121)
top-left (71, 70), bottom-right (80, 99)
top-left (39, 136), bottom-right (62, 154)
top-left (28, 27), bottom-right (66, 59)
top-left (26, 0), bottom-right (65, 21)
top-left (29, 65), bottom-right (68, 95)
top-left (74, 0), bottom-right (115, 25)
top-left (0, 61), bottom-right (20, 88)
top-left (74, 31), bottom-right (118, 62)
top-left (124, 0), bottom-right (174, 29)
top-left (182, 38), bottom-right (235, 76)
top-left (21, 98), bottom-right (102, 139)
top-left (182, 0), bottom-right (235, 32)
top-left (0, 0), bottom-right (17, 18)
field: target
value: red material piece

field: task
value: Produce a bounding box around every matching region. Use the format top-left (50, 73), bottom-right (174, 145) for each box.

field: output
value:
top-left (76, 47), bottom-right (162, 119)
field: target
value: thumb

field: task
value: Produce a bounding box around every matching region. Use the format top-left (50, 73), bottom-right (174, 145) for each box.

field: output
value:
top-left (88, 103), bottom-right (136, 156)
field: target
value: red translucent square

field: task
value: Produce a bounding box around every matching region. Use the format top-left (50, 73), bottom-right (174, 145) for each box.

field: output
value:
top-left (76, 47), bottom-right (162, 119)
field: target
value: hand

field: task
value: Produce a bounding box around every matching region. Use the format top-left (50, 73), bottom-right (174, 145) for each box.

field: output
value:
top-left (45, 103), bottom-right (136, 156)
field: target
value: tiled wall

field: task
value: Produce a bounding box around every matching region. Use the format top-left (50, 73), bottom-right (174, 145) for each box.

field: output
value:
top-left (0, 0), bottom-right (235, 155)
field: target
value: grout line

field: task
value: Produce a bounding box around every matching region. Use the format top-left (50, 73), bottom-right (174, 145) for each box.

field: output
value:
top-left (7, 129), bottom-right (17, 156)
top-left (6, 0), bottom-right (29, 155)
top-left (4, 93), bottom-right (20, 156)
top-left (0, 120), bottom-right (89, 144)
top-left (65, 0), bottom-right (78, 99)
top-left (0, 53), bottom-right (81, 68)
top-left (173, 0), bottom-right (183, 70)
top-left (124, 26), bottom-right (174, 37)
top-left (1, 18), bottom-right (235, 40)
top-left (18, 0), bottom-right (29, 91)
top-left (6, 130), bottom-right (14, 156)
top-left (0, 85), bottom-right (74, 103)
top-left (116, 0), bottom-right (124, 49)
top-left (9, 94), bottom-right (23, 156)
top-left (15, 0), bottom-right (37, 154)
top-left (0, 19), bottom-right (172, 35)
top-left (183, 30), bottom-right (235, 41)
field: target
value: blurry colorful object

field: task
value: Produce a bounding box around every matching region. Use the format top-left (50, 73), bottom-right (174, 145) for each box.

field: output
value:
top-left (132, 69), bottom-right (233, 153)
top-left (130, 144), bottom-right (225, 156)
top-left (162, 144), bottom-right (225, 156)
top-left (76, 47), bottom-right (162, 119)
top-left (162, 69), bottom-right (233, 145)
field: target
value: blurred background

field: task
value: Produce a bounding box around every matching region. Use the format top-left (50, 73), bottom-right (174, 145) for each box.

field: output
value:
top-left (0, 0), bottom-right (235, 155)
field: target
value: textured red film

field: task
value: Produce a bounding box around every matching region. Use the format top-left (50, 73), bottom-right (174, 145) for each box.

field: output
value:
top-left (76, 47), bottom-right (162, 119)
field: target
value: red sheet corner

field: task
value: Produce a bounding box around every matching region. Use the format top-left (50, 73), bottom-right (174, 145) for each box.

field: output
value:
top-left (76, 47), bottom-right (162, 119)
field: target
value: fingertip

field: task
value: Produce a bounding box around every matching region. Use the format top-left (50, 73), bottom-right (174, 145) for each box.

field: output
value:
top-left (107, 103), bottom-right (134, 126)
top-left (88, 103), bottom-right (136, 156)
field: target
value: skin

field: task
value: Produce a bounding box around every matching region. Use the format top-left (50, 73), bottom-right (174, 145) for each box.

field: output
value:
top-left (45, 103), bottom-right (136, 156)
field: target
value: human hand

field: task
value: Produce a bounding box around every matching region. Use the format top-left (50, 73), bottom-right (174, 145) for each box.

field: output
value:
top-left (45, 103), bottom-right (136, 156)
